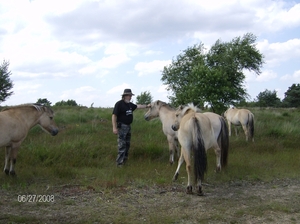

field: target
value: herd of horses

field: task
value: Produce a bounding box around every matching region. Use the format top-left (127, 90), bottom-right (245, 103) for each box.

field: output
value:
top-left (1, 101), bottom-right (254, 196)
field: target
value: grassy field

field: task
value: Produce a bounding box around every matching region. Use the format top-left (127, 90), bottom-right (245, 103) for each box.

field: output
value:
top-left (0, 106), bottom-right (300, 223)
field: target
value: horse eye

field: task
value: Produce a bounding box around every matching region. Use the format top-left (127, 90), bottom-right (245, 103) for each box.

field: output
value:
top-left (50, 117), bottom-right (53, 120)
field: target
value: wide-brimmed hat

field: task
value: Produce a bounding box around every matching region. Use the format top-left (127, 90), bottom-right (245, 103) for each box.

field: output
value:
top-left (122, 89), bottom-right (135, 96)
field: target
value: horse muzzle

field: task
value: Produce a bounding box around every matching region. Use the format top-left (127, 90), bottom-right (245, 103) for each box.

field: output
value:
top-left (171, 125), bottom-right (179, 131)
top-left (51, 128), bottom-right (59, 136)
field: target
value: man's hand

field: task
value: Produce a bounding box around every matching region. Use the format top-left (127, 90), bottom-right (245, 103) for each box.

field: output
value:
top-left (113, 128), bottom-right (118, 135)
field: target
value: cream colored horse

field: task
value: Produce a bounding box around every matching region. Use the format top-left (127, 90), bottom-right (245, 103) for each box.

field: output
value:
top-left (171, 103), bottom-right (220, 196)
top-left (223, 107), bottom-right (254, 142)
top-left (144, 100), bottom-right (179, 164)
top-left (0, 104), bottom-right (59, 175)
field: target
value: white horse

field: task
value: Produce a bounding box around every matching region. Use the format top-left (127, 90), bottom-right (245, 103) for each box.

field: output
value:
top-left (223, 107), bottom-right (254, 142)
top-left (144, 100), bottom-right (179, 164)
top-left (171, 103), bottom-right (223, 196)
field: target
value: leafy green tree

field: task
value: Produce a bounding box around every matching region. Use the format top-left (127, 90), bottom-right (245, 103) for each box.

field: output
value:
top-left (161, 33), bottom-right (264, 114)
top-left (0, 60), bottom-right (14, 103)
top-left (36, 98), bottom-right (52, 106)
top-left (255, 89), bottom-right (281, 107)
top-left (136, 91), bottom-right (153, 104)
top-left (55, 99), bottom-right (78, 106)
top-left (282, 84), bottom-right (300, 107)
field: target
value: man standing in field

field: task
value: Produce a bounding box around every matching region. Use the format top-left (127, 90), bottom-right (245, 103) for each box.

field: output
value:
top-left (112, 89), bottom-right (149, 167)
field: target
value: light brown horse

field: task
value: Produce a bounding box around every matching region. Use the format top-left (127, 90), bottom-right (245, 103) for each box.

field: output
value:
top-left (144, 100), bottom-right (179, 164)
top-left (0, 104), bottom-right (59, 175)
top-left (171, 103), bottom-right (219, 196)
top-left (223, 107), bottom-right (254, 142)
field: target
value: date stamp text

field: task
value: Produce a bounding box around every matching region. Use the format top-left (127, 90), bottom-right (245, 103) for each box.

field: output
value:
top-left (18, 195), bottom-right (55, 203)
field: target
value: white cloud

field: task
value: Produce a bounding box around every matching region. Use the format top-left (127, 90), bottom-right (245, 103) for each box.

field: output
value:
top-left (280, 70), bottom-right (300, 82)
top-left (107, 83), bottom-right (130, 94)
top-left (135, 60), bottom-right (171, 76)
top-left (99, 54), bottom-right (131, 69)
top-left (258, 38), bottom-right (300, 67)
top-left (246, 69), bottom-right (277, 82)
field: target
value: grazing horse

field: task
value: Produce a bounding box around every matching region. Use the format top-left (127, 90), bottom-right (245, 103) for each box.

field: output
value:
top-left (0, 104), bottom-right (59, 175)
top-left (171, 103), bottom-right (220, 196)
top-left (144, 100), bottom-right (179, 164)
top-left (223, 107), bottom-right (254, 142)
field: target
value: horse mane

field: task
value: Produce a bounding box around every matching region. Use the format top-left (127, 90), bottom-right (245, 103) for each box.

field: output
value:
top-left (2, 103), bottom-right (52, 113)
top-left (181, 103), bottom-right (201, 115)
top-left (156, 100), bottom-right (175, 111)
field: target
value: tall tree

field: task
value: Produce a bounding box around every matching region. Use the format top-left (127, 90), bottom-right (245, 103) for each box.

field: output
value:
top-left (36, 98), bottom-right (52, 106)
top-left (255, 89), bottom-right (281, 107)
top-left (282, 84), bottom-right (300, 107)
top-left (136, 91), bottom-right (153, 104)
top-left (54, 99), bottom-right (78, 106)
top-left (161, 33), bottom-right (264, 113)
top-left (0, 60), bottom-right (14, 103)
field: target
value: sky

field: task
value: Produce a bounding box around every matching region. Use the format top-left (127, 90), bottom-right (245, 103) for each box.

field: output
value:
top-left (0, 0), bottom-right (300, 107)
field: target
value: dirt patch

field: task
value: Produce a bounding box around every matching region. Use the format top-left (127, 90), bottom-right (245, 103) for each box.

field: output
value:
top-left (1, 179), bottom-right (300, 223)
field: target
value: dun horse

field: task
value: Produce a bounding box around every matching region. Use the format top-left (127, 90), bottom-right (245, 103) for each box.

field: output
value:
top-left (223, 107), bottom-right (254, 142)
top-left (0, 104), bottom-right (59, 175)
top-left (144, 100), bottom-right (179, 164)
top-left (171, 103), bottom-right (221, 195)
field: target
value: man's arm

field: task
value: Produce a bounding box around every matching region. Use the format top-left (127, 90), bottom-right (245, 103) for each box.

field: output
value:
top-left (112, 114), bottom-right (118, 134)
top-left (136, 104), bottom-right (150, 109)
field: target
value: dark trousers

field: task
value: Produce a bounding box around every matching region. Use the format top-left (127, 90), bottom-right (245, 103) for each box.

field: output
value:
top-left (116, 123), bottom-right (131, 165)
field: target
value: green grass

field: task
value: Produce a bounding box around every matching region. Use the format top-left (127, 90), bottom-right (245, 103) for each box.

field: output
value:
top-left (1, 107), bottom-right (300, 187)
top-left (0, 106), bottom-right (300, 223)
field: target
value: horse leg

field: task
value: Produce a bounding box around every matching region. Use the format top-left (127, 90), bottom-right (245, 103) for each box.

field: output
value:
top-left (174, 138), bottom-right (180, 159)
top-left (172, 150), bottom-right (185, 181)
top-left (167, 135), bottom-right (175, 165)
top-left (213, 145), bottom-right (222, 172)
top-left (242, 125), bottom-right (248, 141)
top-left (9, 147), bottom-right (18, 176)
top-left (4, 146), bottom-right (11, 175)
top-left (227, 121), bottom-right (232, 136)
top-left (234, 126), bottom-right (238, 136)
top-left (183, 148), bottom-right (193, 194)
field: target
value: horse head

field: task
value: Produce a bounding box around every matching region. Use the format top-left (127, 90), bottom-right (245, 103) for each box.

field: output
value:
top-left (171, 105), bottom-right (185, 131)
top-left (35, 104), bottom-right (59, 136)
top-left (172, 103), bottom-right (200, 131)
top-left (144, 100), bottom-right (167, 121)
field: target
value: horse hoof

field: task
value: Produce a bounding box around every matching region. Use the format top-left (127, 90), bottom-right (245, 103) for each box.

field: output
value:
top-left (4, 169), bottom-right (9, 175)
top-left (9, 170), bottom-right (16, 176)
top-left (186, 186), bottom-right (193, 194)
top-left (197, 191), bottom-right (204, 196)
top-left (197, 186), bottom-right (204, 196)
top-left (172, 173), bottom-right (179, 181)
top-left (215, 167), bottom-right (221, 172)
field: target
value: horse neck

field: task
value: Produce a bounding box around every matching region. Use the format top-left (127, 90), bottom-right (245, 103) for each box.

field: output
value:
top-left (15, 108), bottom-right (41, 129)
top-left (159, 106), bottom-right (176, 126)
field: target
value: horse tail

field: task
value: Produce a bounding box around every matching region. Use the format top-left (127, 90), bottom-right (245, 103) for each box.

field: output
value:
top-left (192, 117), bottom-right (207, 182)
top-left (248, 113), bottom-right (254, 140)
top-left (218, 117), bottom-right (229, 167)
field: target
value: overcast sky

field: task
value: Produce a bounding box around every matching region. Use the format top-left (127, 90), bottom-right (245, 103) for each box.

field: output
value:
top-left (0, 0), bottom-right (299, 107)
